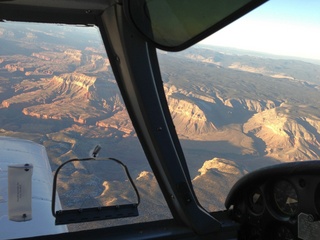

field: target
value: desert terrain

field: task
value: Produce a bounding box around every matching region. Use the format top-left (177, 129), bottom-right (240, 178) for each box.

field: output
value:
top-left (1, 22), bottom-right (320, 230)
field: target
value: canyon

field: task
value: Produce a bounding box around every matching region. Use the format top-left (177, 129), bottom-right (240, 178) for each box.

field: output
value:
top-left (1, 22), bottom-right (320, 230)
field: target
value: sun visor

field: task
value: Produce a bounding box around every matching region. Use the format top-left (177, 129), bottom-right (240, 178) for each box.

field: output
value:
top-left (8, 164), bottom-right (33, 222)
top-left (126, 0), bottom-right (267, 51)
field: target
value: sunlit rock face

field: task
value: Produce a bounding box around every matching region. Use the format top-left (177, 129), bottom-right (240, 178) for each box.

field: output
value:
top-left (168, 97), bottom-right (217, 136)
top-left (244, 105), bottom-right (320, 161)
top-left (192, 158), bottom-right (247, 211)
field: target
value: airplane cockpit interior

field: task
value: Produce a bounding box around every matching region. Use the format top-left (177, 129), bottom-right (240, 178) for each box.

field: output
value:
top-left (1, 0), bottom-right (320, 239)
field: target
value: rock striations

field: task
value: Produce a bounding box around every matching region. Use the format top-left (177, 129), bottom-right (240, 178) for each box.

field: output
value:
top-left (1, 22), bottom-right (320, 222)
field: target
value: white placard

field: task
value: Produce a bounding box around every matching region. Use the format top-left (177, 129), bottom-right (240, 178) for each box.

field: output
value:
top-left (8, 164), bottom-right (33, 222)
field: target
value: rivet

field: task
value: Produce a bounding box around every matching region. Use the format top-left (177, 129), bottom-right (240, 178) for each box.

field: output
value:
top-left (24, 163), bottom-right (30, 171)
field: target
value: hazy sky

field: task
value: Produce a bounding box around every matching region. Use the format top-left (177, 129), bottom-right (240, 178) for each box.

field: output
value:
top-left (201, 0), bottom-right (320, 61)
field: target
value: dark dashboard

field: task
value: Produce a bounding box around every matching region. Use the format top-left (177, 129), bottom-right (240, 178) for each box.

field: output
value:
top-left (225, 161), bottom-right (320, 240)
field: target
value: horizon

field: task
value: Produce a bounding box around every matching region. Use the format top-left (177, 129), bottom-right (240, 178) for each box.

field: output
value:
top-left (196, 43), bottom-right (320, 66)
top-left (200, 0), bottom-right (320, 62)
top-left (2, 2), bottom-right (320, 65)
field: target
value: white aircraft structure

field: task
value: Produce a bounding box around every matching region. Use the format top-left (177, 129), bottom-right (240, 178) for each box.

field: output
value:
top-left (0, 136), bottom-right (67, 239)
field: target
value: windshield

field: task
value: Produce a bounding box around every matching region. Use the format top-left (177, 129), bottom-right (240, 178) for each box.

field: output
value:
top-left (157, 0), bottom-right (320, 212)
top-left (0, 22), bottom-right (171, 238)
top-left (1, 0), bottom-right (320, 238)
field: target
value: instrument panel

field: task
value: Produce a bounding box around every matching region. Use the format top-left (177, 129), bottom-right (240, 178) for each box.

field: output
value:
top-left (225, 161), bottom-right (320, 240)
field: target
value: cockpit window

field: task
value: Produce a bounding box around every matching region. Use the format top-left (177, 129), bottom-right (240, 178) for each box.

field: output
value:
top-left (0, 21), bottom-right (171, 238)
top-left (157, 0), bottom-right (320, 212)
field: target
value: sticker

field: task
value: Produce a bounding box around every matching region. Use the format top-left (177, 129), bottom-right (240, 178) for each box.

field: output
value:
top-left (8, 164), bottom-right (33, 222)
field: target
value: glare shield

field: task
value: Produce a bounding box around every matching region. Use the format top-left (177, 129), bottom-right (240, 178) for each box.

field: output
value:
top-left (128, 0), bottom-right (267, 51)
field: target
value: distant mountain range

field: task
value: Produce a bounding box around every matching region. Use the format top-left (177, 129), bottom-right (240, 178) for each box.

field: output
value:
top-left (1, 22), bottom-right (320, 229)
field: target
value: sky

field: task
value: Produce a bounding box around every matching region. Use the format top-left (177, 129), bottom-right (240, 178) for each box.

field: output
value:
top-left (201, 0), bottom-right (320, 61)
